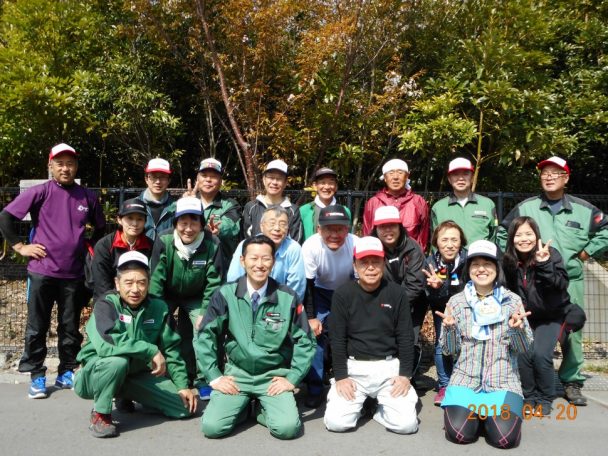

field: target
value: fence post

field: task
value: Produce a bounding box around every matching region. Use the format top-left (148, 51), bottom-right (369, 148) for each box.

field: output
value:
top-left (497, 191), bottom-right (504, 221)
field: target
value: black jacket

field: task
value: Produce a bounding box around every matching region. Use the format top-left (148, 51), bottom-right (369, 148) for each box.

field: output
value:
top-left (91, 231), bottom-right (153, 300)
top-left (505, 246), bottom-right (570, 324)
top-left (424, 249), bottom-right (468, 313)
top-left (378, 229), bottom-right (426, 312)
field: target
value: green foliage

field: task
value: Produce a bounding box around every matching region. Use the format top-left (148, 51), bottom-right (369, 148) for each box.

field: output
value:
top-left (0, 0), bottom-right (606, 193)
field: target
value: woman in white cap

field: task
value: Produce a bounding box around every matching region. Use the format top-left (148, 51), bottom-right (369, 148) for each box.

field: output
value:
top-left (436, 240), bottom-right (532, 449)
top-left (149, 197), bottom-right (225, 400)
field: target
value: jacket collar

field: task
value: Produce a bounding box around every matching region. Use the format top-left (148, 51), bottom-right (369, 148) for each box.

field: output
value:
top-left (112, 231), bottom-right (152, 250)
top-left (539, 193), bottom-right (573, 212)
top-left (235, 275), bottom-right (280, 305)
top-left (447, 192), bottom-right (478, 204)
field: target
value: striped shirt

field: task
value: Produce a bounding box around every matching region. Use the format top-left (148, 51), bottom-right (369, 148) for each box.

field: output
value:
top-left (440, 288), bottom-right (533, 396)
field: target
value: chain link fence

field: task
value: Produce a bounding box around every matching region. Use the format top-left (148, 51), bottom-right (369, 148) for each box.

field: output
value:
top-left (1, 187), bottom-right (607, 357)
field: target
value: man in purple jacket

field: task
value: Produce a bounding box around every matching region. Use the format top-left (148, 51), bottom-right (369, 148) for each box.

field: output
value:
top-left (0, 143), bottom-right (106, 399)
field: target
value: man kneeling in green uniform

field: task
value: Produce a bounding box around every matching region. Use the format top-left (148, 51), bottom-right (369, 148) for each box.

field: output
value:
top-left (74, 251), bottom-right (197, 438)
top-left (196, 235), bottom-right (316, 439)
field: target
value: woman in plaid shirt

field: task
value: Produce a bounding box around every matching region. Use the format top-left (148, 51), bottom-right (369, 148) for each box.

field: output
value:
top-left (436, 240), bottom-right (533, 449)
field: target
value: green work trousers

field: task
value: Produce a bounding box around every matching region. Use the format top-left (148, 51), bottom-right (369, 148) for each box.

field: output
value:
top-left (559, 279), bottom-right (586, 384)
top-left (74, 355), bottom-right (190, 418)
top-left (173, 300), bottom-right (206, 387)
top-left (201, 367), bottom-right (301, 439)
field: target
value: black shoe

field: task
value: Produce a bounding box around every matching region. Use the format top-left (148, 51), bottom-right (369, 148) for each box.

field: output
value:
top-left (523, 399), bottom-right (536, 416)
top-left (564, 383), bottom-right (587, 406)
top-left (535, 402), bottom-right (552, 416)
top-left (304, 393), bottom-right (325, 409)
top-left (361, 397), bottom-right (378, 418)
top-left (115, 398), bottom-right (135, 413)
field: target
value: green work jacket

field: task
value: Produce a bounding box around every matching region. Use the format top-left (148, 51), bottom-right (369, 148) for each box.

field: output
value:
top-left (196, 276), bottom-right (316, 386)
top-left (77, 292), bottom-right (189, 390)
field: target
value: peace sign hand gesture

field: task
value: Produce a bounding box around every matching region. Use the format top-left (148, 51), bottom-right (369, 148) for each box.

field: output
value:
top-left (183, 178), bottom-right (199, 198)
top-left (508, 308), bottom-right (531, 329)
top-left (423, 264), bottom-right (444, 289)
top-left (435, 305), bottom-right (456, 327)
top-left (534, 239), bottom-right (552, 263)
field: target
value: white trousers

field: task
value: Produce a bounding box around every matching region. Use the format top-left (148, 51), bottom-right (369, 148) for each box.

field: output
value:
top-left (324, 358), bottom-right (419, 434)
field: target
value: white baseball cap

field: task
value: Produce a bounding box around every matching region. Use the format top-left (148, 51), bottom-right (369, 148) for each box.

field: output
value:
top-left (175, 197), bottom-right (203, 218)
top-left (264, 159), bottom-right (288, 175)
top-left (382, 159), bottom-right (409, 175)
top-left (373, 206), bottom-right (401, 226)
top-left (199, 157), bottom-right (222, 174)
top-left (117, 251), bottom-right (149, 270)
top-left (448, 157), bottom-right (474, 174)
top-left (354, 236), bottom-right (385, 259)
top-left (467, 240), bottom-right (498, 261)
top-left (537, 156), bottom-right (570, 175)
top-left (145, 158), bottom-right (172, 174)
top-left (49, 143), bottom-right (77, 161)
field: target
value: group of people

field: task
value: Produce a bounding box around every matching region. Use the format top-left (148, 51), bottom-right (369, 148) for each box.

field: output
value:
top-left (0, 143), bottom-right (606, 448)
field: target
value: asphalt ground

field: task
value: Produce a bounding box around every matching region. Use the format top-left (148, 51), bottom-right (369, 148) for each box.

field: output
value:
top-left (0, 367), bottom-right (606, 456)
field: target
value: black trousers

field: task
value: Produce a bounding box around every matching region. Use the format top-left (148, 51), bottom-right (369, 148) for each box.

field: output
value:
top-left (518, 319), bottom-right (562, 405)
top-left (18, 273), bottom-right (87, 379)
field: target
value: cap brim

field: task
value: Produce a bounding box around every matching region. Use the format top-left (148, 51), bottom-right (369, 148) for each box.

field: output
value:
top-left (146, 168), bottom-right (172, 174)
top-left (373, 218), bottom-right (401, 226)
top-left (448, 167), bottom-right (474, 174)
top-left (354, 250), bottom-right (384, 259)
top-left (319, 219), bottom-right (350, 227)
top-left (264, 168), bottom-right (288, 175)
top-left (175, 210), bottom-right (202, 218)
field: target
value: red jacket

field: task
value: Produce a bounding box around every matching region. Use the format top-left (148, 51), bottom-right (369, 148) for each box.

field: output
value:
top-left (363, 188), bottom-right (430, 251)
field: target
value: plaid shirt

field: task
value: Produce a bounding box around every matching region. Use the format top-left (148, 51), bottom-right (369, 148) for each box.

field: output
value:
top-left (440, 288), bottom-right (533, 396)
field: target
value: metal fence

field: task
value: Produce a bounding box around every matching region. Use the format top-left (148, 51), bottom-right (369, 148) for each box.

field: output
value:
top-left (1, 187), bottom-right (607, 357)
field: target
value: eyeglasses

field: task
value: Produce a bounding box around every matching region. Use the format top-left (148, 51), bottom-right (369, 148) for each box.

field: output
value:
top-left (147, 175), bottom-right (169, 182)
top-left (540, 171), bottom-right (567, 179)
top-left (263, 220), bottom-right (288, 230)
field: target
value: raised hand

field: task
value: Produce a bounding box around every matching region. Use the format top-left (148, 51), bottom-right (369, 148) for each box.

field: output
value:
top-left (207, 214), bottom-right (221, 235)
top-left (182, 178), bottom-right (199, 198)
top-left (422, 264), bottom-right (444, 289)
top-left (534, 239), bottom-right (552, 263)
top-left (508, 309), bottom-right (531, 328)
top-left (435, 305), bottom-right (456, 327)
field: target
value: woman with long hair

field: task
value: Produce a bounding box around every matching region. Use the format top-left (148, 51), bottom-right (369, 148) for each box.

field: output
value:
top-left (503, 216), bottom-right (570, 416)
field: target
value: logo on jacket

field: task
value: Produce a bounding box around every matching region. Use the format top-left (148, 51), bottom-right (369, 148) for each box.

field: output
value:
top-left (77, 204), bottom-right (89, 212)
top-left (119, 314), bottom-right (132, 324)
top-left (380, 303), bottom-right (392, 309)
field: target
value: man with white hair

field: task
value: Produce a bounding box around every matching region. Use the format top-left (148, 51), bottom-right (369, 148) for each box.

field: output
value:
top-left (431, 157), bottom-right (497, 245)
top-left (362, 158), bottom-right (429, 251)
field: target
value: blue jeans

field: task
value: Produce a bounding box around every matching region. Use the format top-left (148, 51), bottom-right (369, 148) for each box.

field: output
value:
top-left (306, 288), bottom-right (333, 396)
top-left (433, 312), bottom-right (453, 388)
